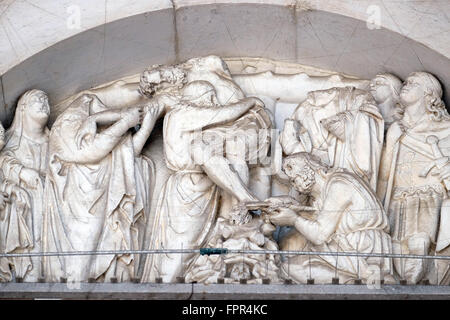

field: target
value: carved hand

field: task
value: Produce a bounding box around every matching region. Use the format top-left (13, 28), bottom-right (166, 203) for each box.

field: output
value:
top-left (248, 97), bottom-right (265, 108)
top-left (75, 118), bottom-right (97, 149)
top-left (320, 112), bottom-right (349, 141)
top-left (268, 207), bottom-right (298, 227)
top-left (144, 103), bottom-right (162, 123)
top-left (19, 168), bottom-right (41, 189)
top-left (122, 106), bottom-right (145, 127)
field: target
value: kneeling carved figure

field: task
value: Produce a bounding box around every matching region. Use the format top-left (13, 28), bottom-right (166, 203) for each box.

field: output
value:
top-left (262, 152), bottom-right (394, 284)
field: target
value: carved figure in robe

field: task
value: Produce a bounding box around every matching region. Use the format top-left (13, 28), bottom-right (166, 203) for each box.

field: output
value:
top-left (280, 86), bottom-right (384, 191)
top-left (139, 57), bottom-right (273, 214)
top-left (262, 152), bottom-right (393, 284)
top-left (377, 72), bottom-right (450, 284)
top-left (140, 81), bottom-right (267, 282)
top-left (0, 90), bottom-right (49, 282)
top-left (42, 94), bottom-right (157, 282)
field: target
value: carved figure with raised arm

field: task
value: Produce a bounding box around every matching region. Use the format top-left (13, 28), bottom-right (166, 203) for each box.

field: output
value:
top-left (139, 56), bottom-right (273, 214)
top-left (279, 85), bottom-right (384, 192)
top-left (262, 152), bottom-right (394, 284)
top-left (140, 80), bottom-right (267, 283)
top-left (42, 94), bottom-right (157, 282)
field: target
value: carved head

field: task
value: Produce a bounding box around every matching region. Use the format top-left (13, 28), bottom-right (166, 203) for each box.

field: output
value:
top-left (17, 89), bottom-right (50, 125)
top-left (282, 152), bottom-right (329, 193)
top-left (369, 73), bottom-right (402, 104)
top-left (3, 89), bottom-right (49, 151)
top-left (399, 72), bottom-right (448, 121)
top-left (140, 65), bottom-right (187, 98)
top-left (369, 73), bottom-right (402, 125)
top-left (181, 80), bottom-right (219, 108)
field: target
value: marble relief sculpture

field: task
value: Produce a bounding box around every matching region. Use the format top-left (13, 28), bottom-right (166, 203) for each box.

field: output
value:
top-left (0, 89), bottom-right (50, 282)
top-left (260, 152), bottom-right (394, 284)
top-left (185, 211), bottom-right (281, 284)
top-left (369, 74), bottom-right (402, 131)
top-left (279, 83), bottom-right (385, 191)
top-left (377, 72), bottom-right (450, 284)
top-left (140, 80), bottom-right (271, 282)
top-left (0, 55), bottom-right (449, 285)
top-left (42, 94), bottom-right (156, 282)
top-left (131, 57), bottom-right (275, 283)
top-left (139, 56), bottom-right (273, 215)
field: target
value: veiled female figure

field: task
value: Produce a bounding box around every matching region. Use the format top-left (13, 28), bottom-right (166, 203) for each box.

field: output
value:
top-left (42, 94), bottom-right (156, 283)
top-left (0, 89), bottom-right (50, 282)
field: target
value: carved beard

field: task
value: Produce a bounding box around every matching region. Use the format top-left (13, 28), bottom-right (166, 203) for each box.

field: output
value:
top-left (296, 166), bottom-right (316, 193)
top-left (139, 82), bottom-right (161, 98)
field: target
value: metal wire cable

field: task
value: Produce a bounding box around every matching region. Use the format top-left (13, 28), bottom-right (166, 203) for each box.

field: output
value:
top-left (1, 249), bottom-right (450, 261)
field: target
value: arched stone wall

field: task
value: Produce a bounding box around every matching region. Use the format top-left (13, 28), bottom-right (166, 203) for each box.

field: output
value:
top-left (0, 1), bottom-right (449, 126)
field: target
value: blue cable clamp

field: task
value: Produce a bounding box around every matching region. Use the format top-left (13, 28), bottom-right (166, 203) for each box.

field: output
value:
top-left (200, 248), bottom-right (228, 256)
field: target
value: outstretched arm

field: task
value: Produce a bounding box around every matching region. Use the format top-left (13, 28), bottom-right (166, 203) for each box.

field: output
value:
top-left (268, 182), bottom-right (349, 245)
top-left (70, 107), bottom-right (143, 164)
top-left (132, 105), bottom-right (161, 156)
top-left (85, 109), bottom-right (122, 125)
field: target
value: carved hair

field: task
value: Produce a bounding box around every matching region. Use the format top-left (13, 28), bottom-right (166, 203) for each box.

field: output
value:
top-left (139, 64), bottom-right (187, 98)
top-left (396, 72), bottom-right (449, 122)
top-left (283, 152), bottom-right (329, 180)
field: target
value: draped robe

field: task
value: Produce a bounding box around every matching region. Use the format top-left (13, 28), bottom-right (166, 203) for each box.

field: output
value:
top-left (141, 106), bottom-right (220, 283)
top-left (378, 116), bottom-right (450, 283)
top-left (284, 171), bottom-right (393, 283)
top-left (0, 119), bottom-right (48, 282)
top-left (281, 87), bottom-right (384, 191)
top-left (42, 96), bottom-right (154, 282)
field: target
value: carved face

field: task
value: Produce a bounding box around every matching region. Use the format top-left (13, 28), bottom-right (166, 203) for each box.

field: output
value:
top-left (400, 75), bottom-right (424, 105)
top-left (293, 165), bottom-right (316, 193)
top-left (25, 91), bottom-right (50, 123)
top-left (140, 66), bottom-right (186, 98)
top-left (284, 160), bottom-right (316, 193)
top-left (140, 70), bottom-right (163, 97)
top-left (369, 76), bottom-right (393, 103)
